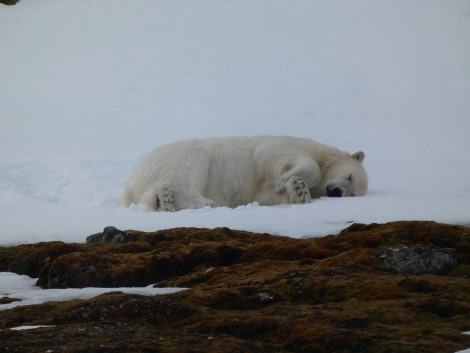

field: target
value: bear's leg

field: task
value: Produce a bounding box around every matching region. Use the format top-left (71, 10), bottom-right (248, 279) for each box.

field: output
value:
top-left (273, 156), bottom-right (320, 204)
top-left (255, 176), bottom-right (311, 205)
top-left (173, 142), bottom-right (217, 210)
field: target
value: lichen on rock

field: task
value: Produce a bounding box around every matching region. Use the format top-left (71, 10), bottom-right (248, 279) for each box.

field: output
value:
top-left (379, 245), bottom-right (458, 275)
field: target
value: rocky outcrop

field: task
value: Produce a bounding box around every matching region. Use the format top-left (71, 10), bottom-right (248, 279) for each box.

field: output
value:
top-left (379, 246), bottom-right (458, 275)
top-left (1, 221), bottom-right (470, 353)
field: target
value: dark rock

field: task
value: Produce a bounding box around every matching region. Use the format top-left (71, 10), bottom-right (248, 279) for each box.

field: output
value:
top-left (0, 0), bottom-right (20, 5)
top-left (86, 226), bottom-right (135, 245)
top-left (379, 245), bottom-right (457, 275)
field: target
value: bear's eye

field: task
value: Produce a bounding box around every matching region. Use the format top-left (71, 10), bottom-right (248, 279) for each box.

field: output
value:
top-left (347, 174), bottom-right (353, 182)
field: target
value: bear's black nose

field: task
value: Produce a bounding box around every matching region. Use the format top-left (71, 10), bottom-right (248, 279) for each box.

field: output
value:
top-left (326, 185), bottom-right (343, 197)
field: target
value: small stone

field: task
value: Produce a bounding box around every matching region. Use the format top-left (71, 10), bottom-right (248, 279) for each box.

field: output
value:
top-left (257, 292), bottom-right (274, 302)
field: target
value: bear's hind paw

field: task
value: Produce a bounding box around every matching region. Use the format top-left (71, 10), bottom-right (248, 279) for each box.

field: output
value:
top-left (156, 188), bottom-right (176, 211)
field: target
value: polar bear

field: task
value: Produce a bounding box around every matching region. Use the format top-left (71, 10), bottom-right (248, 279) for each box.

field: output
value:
top-left (122, 136), bottom-right (368, 211)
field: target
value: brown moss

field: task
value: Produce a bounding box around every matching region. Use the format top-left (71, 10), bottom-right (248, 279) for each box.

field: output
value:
top-left (340, 221), bottom-right (470, 254)
top-left (0, 242), bottom-right (84, 279)
top-left (1, 221), bottom-right (470, 352)
top-left (0, 297), bottom-right (20, 304)
top-left (300, 245), bottom-right (333, 259)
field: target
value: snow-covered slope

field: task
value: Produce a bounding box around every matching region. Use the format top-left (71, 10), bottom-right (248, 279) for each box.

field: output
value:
top-left (1, 0), bottom-right (469, 245)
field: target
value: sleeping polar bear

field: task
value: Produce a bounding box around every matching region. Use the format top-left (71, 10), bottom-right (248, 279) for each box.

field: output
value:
top-left (122, 136), bottom-right (368, 211)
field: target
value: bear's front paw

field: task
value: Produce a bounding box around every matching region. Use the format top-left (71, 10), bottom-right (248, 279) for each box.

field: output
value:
top-left (285, 176), bottom-right (312, 204)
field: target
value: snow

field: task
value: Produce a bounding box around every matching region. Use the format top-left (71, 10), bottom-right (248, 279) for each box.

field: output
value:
top-left (0, 272), bottom-right (186, 311)
top-left (0, 0), bottom-right (469, 340)
top-left (1, 0), bottom-right (469, 245)
top-left (10, 325), bottom-right (54, 331)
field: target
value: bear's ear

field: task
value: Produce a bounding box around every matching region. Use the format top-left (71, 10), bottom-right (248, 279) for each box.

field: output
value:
top-left (352, 151), bottom-right (365, 163)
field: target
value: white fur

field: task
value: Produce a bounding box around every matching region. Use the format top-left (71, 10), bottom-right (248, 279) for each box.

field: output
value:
top-left (122, 136), bottom-right (368, 211)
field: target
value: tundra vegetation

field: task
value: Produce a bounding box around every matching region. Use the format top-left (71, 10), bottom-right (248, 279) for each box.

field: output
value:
top-left (1, 221), bottom-right (470, 353)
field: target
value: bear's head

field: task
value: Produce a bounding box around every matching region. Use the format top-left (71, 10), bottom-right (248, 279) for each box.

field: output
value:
top-left (312, 151), bottom-right (368, 198)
